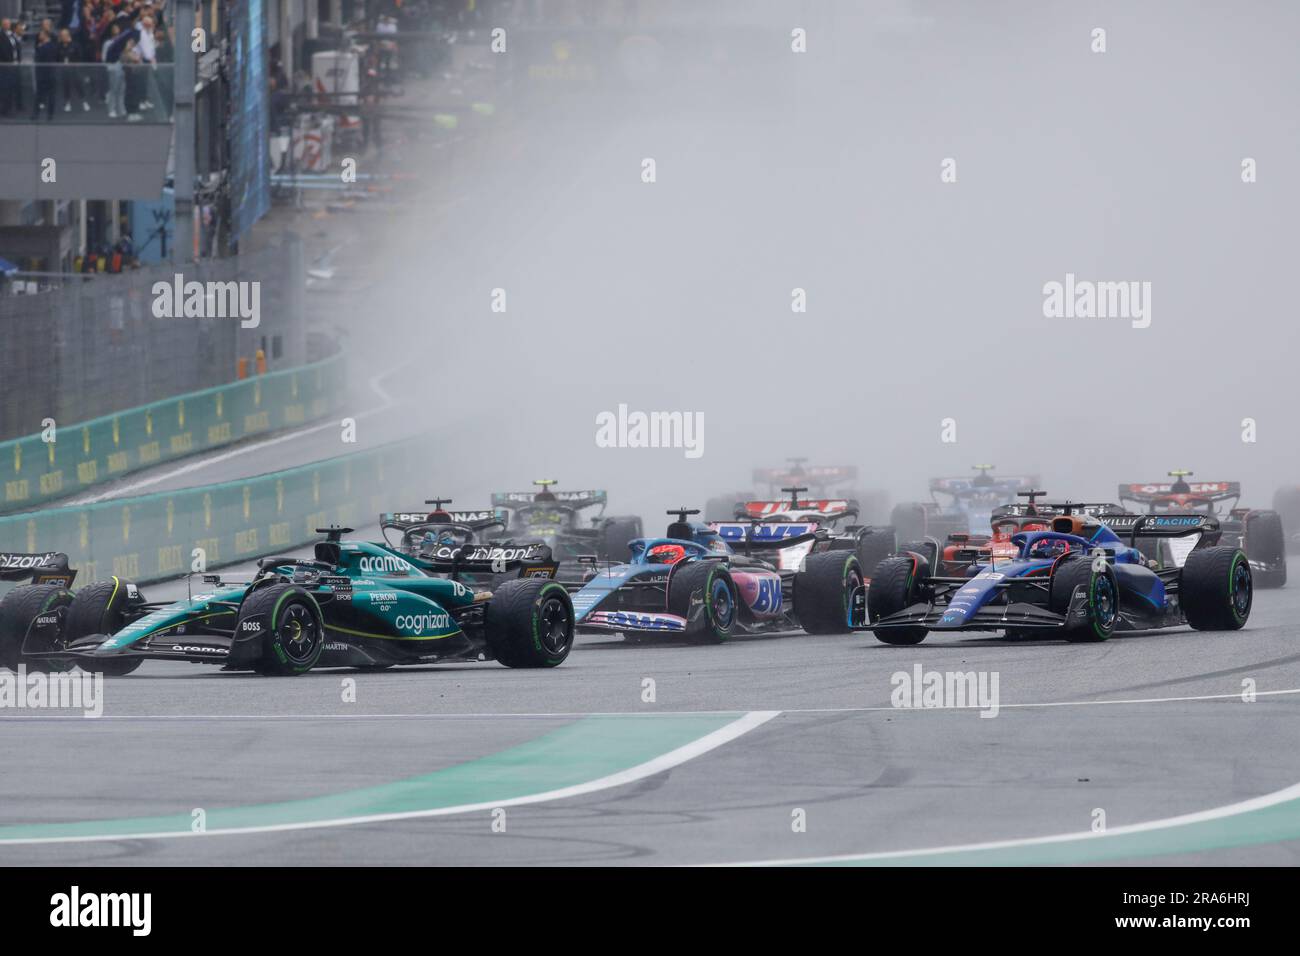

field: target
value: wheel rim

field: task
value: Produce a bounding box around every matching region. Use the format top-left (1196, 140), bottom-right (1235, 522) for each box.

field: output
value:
top-left (710, 576), bottom-right (734, 630)
top-left (279, 603), bottom-right (321, 664)
top-left (1093, 574), bottom-right (1116, 629)
top-left (1231, 559), bottom-right (1252, 617)
top-left (845, 568), bottom-right (863, 624)
top-left (537, 595), bottom-right (572, 654)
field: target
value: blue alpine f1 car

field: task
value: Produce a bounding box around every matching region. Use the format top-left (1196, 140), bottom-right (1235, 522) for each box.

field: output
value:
top-left (569, 508), bottom-right (863, 642)
top-left (856, 493), bottom-right (1252, 644)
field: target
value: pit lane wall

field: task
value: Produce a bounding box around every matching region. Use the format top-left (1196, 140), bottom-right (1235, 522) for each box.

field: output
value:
top-left (0, 440), bottom-right (421, 586)
top-left (0, 354), bottom-right (346, 515)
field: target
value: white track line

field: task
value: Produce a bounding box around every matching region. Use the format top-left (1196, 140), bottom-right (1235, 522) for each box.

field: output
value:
top-left (68, 366), bottom-right (405, 504)
top-left (0, 711), bottom-right (780, 846)
top-left (715, 775), bottom-right (1300, 867)
top-left (3, 686), bottom-right (1297, 721)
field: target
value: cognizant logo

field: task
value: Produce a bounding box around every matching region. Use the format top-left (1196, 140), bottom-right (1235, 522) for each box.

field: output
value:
top-left (395, 613), bottom-right (452, 635)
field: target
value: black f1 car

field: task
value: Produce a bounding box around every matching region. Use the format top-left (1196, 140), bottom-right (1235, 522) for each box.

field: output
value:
top-left (491, 481), bottom-right (643, 566)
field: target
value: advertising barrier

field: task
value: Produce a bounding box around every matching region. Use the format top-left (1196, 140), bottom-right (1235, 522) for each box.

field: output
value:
top-left (0, 354), bottom-right (345, 514)
top-left (0, 439), bottom-right (421, 585)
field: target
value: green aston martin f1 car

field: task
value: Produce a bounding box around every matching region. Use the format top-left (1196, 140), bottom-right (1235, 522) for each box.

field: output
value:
top-left (0, 528), bottom-right (574, 676)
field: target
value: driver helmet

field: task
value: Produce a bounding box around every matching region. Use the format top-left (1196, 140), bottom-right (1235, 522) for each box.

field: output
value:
top-left (646, 543), bottom-right (687, 565)
top-left (422, 529), bottom-right (458, 549)
top-left (1029, 537), bottom-right (1069, 559)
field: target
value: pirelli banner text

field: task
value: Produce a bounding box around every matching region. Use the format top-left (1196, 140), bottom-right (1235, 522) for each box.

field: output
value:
top-left (0, 354), bottom-right (345, 513)
top-left (0, 441), bottom-right (421, 585)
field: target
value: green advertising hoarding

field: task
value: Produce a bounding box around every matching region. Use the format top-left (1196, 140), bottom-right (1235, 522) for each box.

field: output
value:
top-left (0, 440), bottom-right (421, 585)
top-left (0, 354), bottom-right (346, 514)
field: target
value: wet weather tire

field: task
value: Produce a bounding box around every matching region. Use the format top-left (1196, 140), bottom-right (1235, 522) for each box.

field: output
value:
top-left (0, 584), bottom-right (73, 671)
top-left (1181, 547), bottom-right (1252, 631)
top-left (1245, 511), bottom-right (1286, 588)
top-left (889, 503), bottom-right (927, 545)
top-left (1049, 557), bottom-right (1119, 643)
top-left (795, 551), bottom-right (862, 635)
top-left (866, 554), bottom-right (929, 645)
top-left (666, 561), bottom-right (737, 644)
top-left (238, 584), bottom-right (325, 676)
top-left (855, 528), bottom-right (898, 579)
top-left (64, 579), bottom-right (145, 676)
top-left (485, 578), bottom-right (575, 667)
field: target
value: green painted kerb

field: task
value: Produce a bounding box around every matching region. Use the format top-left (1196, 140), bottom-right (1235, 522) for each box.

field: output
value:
top-left (0, 713), bottom-right (739, 842)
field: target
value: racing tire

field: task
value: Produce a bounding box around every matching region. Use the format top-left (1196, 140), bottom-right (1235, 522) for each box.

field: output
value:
top-left (599, 516), bottom-right (643, 563)
top-left (1273, 487), bottom-right (1300, 554)
top-left (889, 503), bottom-right (928, 545)
top-left (485, 578), bottom-right (574, 667)
top-left (1181, 546), bottom-right (1252, 631)
top-left (794, 551), bottom-right (863, 635)
top-left (866, 554), bottom-right (929, 645)
top-left (1245, 511), bottom-right (1287, 588)
top-left (1049, 556), bottom-right (1119, 643)
top-left (64, 579), bottom-right (145, 676)
top-left (855, 528), bottom-right (897, 580)
top-left (666, 561), bottom-right (737, 644)
top-left (238, 584), bottom-right (325, 676)
top-left (0, 584), bottom-right (74, 672)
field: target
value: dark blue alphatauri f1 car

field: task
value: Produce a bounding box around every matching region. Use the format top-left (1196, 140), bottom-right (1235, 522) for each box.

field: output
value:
top-left (855, 493), bottom-right (1252, 644)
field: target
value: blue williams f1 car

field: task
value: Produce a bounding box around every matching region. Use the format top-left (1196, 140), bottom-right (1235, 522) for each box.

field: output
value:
top-left (569, 508), bottom-right (863, 642)
top-left (856, 493), bottom-right (1252, 644)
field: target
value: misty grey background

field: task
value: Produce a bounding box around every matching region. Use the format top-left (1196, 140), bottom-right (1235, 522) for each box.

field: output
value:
top-left (359, 0), bottom-right (1300, 528)
top-left (13, 1), bottom-right (1297, 527)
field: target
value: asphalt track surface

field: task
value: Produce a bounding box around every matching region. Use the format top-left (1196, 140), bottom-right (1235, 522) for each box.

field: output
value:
top-left (2, 521), bottom-right (1299, 865)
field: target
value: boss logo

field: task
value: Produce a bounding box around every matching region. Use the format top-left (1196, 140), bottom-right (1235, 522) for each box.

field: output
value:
top-left (240, 620), bottom-right (263, 632)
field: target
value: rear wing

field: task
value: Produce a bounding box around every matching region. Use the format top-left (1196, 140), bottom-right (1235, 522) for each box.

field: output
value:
top-left (752, 465), bottom-right (857, 486)
top-left (931, 475), bottom-right (1039, 500)
top-left (0, 552), bottom-right (77, 588)
top-left (709, 521), bottom-right (823, 549)
top-left (491, 490), bottom-right (607, 510)
top-left (380, 509), bottom-right (506, 534)
top-left (417, 541), bottom-right (558, 578)
top-left (992, 501), bottom-right (1122, 519)
top-left (1119, 481), bottom-right (1240, 504)
top-left (737, 498), bottom-right (859, 521)
top-left (1097, 513), bottom-right (1221, 539)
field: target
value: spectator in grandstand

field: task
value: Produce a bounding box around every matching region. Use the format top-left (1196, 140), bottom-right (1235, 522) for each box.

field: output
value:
top-left (0, 19), bottom-right (16, 117)
top-left (57, 27), bottom-right (90, 112)
top-left (102, 21), bottom-right (127, 118)
top-left (11, 20), bottom-right (27, 112)
top-left (120, 34), bottom-right (142, 120)
top-left (31, 26), bottom-right (57, 120)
